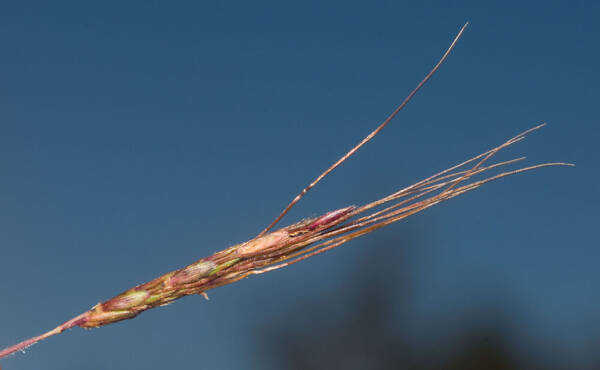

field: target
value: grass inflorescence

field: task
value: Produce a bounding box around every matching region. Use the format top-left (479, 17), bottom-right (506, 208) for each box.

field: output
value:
top-left (0, 23), bottom-right (572, 361)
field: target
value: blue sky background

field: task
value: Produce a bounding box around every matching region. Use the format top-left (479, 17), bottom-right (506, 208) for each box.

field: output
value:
top-left (1, 1), bottom-right (598, 369)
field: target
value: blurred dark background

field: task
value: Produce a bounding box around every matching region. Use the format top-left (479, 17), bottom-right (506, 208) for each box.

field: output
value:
top-left (1, 1), bottom-right (598, 369)
top-left (260, 235), bottom-right (600, 370)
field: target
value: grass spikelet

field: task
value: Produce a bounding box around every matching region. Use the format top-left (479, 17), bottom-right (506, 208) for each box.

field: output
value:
top-left (0, 22), bottom-right (572, 361)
